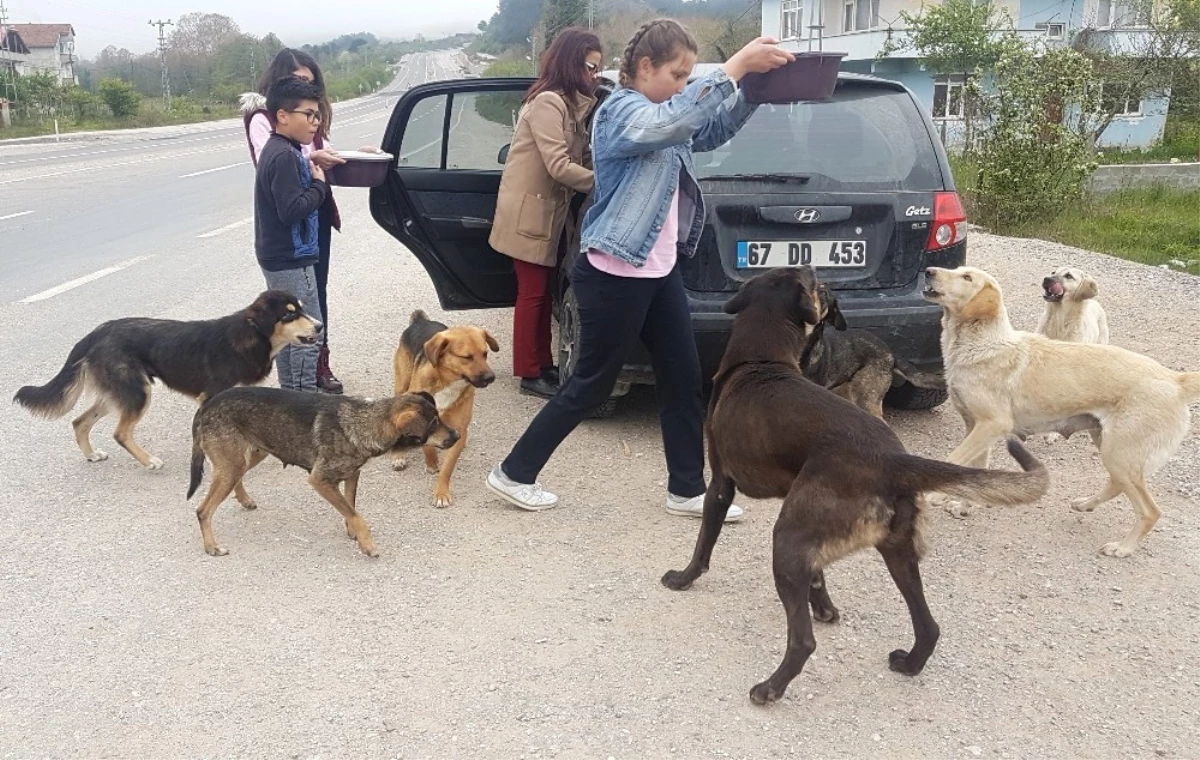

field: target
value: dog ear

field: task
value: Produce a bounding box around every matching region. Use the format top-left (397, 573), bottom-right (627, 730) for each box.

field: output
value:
top-left (245, 304), bottom-right (277, 337)
top-left (959, 281), bottom-right (1002, 322)
top-left (1074, 277), bottom-right (1098, 301)
top-left (483, 330), bottom-right (500, 352)
top-left (423, 333), bottom-right (450, 365)
top-left (723, 283), bottom-right (752, 315)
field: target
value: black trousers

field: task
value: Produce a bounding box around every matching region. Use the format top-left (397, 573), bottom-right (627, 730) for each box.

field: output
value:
top-left (316, 204), bottom-right (333, 338)
top-left (502, 252), bottom-right (706, 498)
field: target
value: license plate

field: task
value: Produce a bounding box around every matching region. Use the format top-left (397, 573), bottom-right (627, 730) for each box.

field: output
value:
top-left (736, 240), bottom-right (867, 268)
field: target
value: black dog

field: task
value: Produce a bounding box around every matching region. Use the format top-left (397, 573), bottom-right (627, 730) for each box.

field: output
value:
top-left (662, 267), bottom-right (1048, 705)
top-left (801, 284), bottom-right (944, 419)
top-left (14, 290), bottom-right (321, 469)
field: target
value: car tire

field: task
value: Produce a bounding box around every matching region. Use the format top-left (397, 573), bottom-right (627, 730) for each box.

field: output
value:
top-left (885, 382), bottom-right (948, 411)
top-left (557, 286), bottom-right (619, 419)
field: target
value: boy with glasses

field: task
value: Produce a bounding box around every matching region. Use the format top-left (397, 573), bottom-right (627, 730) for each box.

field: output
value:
top-left (253, 75), bottom-right (329, 392)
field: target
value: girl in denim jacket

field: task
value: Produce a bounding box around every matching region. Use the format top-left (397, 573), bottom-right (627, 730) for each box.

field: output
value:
top-left (487, 19), bottom-right (793, 515)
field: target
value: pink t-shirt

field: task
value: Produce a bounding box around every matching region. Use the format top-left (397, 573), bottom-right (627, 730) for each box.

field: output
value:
top-left (587, 183), bottom-right (680, 278)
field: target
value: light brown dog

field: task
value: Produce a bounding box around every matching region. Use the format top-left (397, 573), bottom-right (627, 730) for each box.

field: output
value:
top-left (392, 310), bottom-right (498, 508)
top-left (923, 265), bottom-right (1200, 557)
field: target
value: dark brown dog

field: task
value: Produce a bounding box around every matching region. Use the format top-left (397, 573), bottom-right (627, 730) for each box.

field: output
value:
top-left (801, 284), bottom-right (944, 419)
top-left (662, 267), bottom-right (1048, 705)
top-left (14, 290), bottom-right (321, 469)
top-left (187, 387), bottom-right (458, 558)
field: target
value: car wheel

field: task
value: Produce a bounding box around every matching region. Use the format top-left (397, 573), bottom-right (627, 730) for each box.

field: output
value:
top-left (557, 286), bottom-right (618, 419)
top-left (885, 382), bottom-right (948, 410)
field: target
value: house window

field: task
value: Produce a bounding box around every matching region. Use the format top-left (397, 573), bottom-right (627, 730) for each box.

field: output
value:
top-left (932, 74), bottom-right (966, 119)
top-left (781, 1), bottom-right (803, 40)
top-left (843, 0), bottom-right (880, 32)
top-left (1100, 83), bottom-right (1142, 116)
top-left (1096, 0), bottom-right (1152, 27)
top-left (1035, 22), bottom-right (1066, 39)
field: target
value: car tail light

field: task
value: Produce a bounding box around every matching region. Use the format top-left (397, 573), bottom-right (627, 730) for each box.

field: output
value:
top-left (927, 191), bottom-right (967, 251)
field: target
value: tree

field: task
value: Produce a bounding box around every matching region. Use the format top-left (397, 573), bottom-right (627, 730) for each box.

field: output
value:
top-left (99, 78), bottom-right (141, 118)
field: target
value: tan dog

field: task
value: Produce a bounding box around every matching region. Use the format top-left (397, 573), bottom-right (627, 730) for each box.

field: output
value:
top-left (1036, 267), bottom-right (1109, 344)
top-left (392, 310), bottom-right (498, 508)
top-left (923, 266), bottom-right (1200, 557)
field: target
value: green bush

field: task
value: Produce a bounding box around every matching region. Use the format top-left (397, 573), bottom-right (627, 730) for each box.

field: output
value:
top-left (98, 79), bottom-right (141, 119)
top-left (476, 58), bottom-right (533, 127)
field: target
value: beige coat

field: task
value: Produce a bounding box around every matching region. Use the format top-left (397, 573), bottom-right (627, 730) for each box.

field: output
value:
top-left (489, 90), bottom-right (595, 267)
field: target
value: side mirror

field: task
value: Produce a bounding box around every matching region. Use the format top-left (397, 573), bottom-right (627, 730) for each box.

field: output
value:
top-left (497, 144), bottom-right (510, 165)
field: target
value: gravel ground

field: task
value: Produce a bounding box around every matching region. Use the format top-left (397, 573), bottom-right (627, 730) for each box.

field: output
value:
top-left (1, 202), bottom-right (1197, 759)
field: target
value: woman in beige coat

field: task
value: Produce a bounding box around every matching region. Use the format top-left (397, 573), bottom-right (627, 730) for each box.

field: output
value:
top-left (490, 28), bottom-right (602, 399)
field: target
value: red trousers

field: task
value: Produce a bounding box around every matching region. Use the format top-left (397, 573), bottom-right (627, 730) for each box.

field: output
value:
top-left (512, 258), bottom-right (556, 379)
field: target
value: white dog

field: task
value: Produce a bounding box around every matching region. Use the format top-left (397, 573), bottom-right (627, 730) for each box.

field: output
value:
top-left (1036, 267), bottom-right (1109, 344)
top-left (923, 265), bottom-right (1200, 558)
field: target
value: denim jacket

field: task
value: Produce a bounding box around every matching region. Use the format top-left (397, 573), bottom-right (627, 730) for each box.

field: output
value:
top-left (580, 68), bottom-right (757, 267)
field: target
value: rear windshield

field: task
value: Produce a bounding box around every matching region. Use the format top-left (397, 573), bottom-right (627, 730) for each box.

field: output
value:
top-left (693, 83), bottom-right (945, 191)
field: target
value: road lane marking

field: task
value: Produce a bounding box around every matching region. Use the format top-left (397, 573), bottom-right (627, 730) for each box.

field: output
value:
top-left (18, 255), bottom-right (156, 304)
top-left (0, 148), bottom-right (215, 185)
top-left (0, 210), bottom-right (34, 221)
top-left (197, 217), bottom-right (253, 239)
top-left (180, 161), bottom-right (249, 178)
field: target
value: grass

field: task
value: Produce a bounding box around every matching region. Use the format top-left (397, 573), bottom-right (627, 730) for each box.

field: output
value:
top-left (1011, 186), bottom-right (1200, 274)
top-left (1, 99), bottom-right (240, 140)
top-left (1095, 118), bottom-right (1199, 165)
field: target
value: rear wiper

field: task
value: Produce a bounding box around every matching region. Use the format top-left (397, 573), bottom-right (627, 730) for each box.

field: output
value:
top-left (709, 173), bottom-right (811, 183)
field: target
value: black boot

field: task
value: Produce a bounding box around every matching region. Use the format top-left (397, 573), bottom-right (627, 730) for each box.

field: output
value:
top-left (317, 343), bottom-right (344, 394)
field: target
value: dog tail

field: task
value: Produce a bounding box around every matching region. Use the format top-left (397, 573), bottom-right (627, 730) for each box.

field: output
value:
top-left (187, 418), bottom-right (205, 500)
top-left (892, 357), bottom-right (946, 390)
top-left (12, 334), bottom-right (97, 418)
top-left (409, 309), bottom-right (428, 324)
top-left (1179, 371), bottom-right (1200, 403)
top-left (893, 438), bottom-right (1048, 507)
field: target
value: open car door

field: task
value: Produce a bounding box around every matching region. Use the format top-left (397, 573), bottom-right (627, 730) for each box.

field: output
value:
top-left (370, 77), bottom-right (535, 310)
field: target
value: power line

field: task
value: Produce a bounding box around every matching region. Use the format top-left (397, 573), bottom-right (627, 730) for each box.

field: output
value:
top-left (148, 18), bottom-right (172, 111)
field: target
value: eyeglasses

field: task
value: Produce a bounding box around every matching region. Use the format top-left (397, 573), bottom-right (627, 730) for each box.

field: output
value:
top-left (288, 109), bottom-right (322, 124)
top-left (585, 61), bottom-right (599, 74)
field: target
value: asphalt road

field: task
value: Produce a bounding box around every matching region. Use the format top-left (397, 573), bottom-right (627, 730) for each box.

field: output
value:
top-left (1, 48), bottom-right (1199, 760)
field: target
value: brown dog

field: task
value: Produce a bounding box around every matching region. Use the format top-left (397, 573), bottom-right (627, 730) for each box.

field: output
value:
top-left (392, 310), bottom-right (498, 508)
top-left (662, 267), bottom-right (1048, 705)
top-left (187, 387), bottom-right (458, 558)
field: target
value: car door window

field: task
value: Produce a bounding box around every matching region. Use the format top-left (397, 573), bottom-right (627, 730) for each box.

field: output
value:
top-left (396, 89), bottom-right (526, 171)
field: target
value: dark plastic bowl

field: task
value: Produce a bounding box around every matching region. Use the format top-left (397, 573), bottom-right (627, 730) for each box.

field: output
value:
top-left (325, 150), bottom-right (394, 188)
top-left (741, 52), bottom-right (848, 104)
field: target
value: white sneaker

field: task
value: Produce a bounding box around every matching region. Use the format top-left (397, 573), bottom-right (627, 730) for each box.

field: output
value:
top-left (486, 465), bottom-right (559, 511)
top-left (666, 493), bottom-right (744, 522)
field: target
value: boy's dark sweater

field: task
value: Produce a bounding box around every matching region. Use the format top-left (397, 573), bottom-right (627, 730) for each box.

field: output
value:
top-left (254, 133), bottom-right (328, 272)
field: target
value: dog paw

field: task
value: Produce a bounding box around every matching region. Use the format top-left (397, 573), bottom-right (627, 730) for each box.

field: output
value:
top-left (426, 465), bottom-right (441, 475)
top-left (240, 500), bottom-right (258, 511)
top-left (392, 456), bottom-right (409, 471)
top-left (144, 456), bottom-right (164, 471)
top-left (1070, 497), bottom-right (1098, 513)
top-left (433, 493), bottom-right (453, 509)
top-left (749, 681), bottom-right (783, 705)
top-left (661, 569), bottom-right (699, 591)
top-left (205, 545), bottom-right (228, 557)
top-left (359, 541), bottom-right (379, 558)
top-left (1100, 542), bottom-right (1134, 558)
top-left (945, 501), bottom-right (971, 519)
top-left (888, 649), bottom-right (925, 676)
top-left (812, 603), bottom-right (840, 624)
top-left (85, 450), bottom-right (109, 462)
top-left (1042, 433), bottom-right (1064, 444)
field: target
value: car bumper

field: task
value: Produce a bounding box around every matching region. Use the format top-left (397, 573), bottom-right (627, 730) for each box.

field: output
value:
top-left (616, 279), bottom-right (945, 391)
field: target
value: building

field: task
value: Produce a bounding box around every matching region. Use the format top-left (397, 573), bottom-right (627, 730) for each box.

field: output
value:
top-left (8, 23), bottom-right (77, 85)
top-left (761, 0), bottom-right (1171, 149)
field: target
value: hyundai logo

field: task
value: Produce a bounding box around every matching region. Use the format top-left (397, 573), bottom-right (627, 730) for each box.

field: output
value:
top-left (794, 208), bottom-right (821, 223)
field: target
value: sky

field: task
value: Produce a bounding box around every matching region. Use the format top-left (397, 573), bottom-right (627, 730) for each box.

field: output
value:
top-left (3, 0), bottom-right (502, 58)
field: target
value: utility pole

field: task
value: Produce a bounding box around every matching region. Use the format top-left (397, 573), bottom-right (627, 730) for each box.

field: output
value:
top-left (588, 0), bottom-right (594, 30)
top-left (249, 46), bottom-right (256, 89)
top-left (0, 0), bottom-right (19, 115)
top-left (148, 18), bottom-right (172, 111)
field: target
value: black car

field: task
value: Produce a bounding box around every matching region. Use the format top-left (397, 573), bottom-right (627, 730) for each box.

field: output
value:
top-left (371, 69), bottom-right (966, 416)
